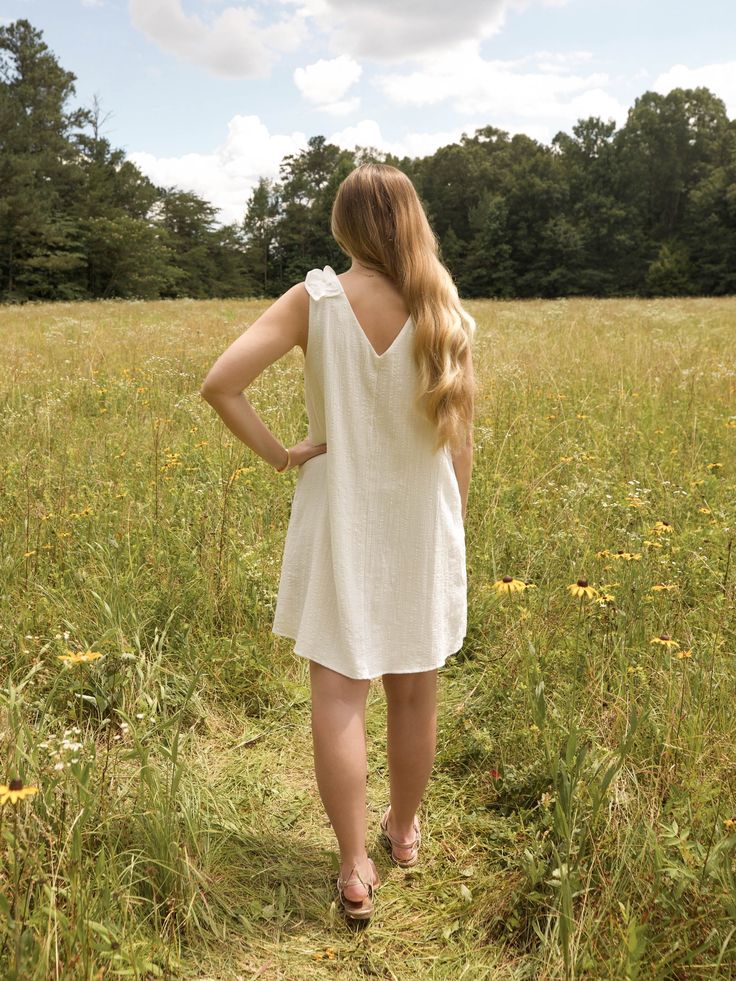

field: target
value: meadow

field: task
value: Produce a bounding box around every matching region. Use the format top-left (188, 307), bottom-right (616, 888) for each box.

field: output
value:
top-left (1, 294), bottom-right (735, 980)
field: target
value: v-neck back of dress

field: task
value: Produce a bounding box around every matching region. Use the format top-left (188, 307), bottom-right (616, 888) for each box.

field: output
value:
top-left (271, 264), bottom-right (467, 680)
top-left (334, 275), bottom-right (412, 360)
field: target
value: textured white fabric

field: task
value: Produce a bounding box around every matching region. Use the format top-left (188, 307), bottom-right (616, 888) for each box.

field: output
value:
top-left (271, 264), bottom-right (467, 680)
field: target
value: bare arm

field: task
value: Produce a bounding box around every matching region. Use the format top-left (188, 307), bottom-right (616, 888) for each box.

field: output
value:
top-left (199, 283), bottom-right (319, 472)
top-left (450, 345), bottom-right (475, 523)
top-left (451, 437), bottom-right (473, 524)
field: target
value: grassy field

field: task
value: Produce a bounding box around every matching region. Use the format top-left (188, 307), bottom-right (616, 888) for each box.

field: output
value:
top-left (1, 294), bottom-right (735, 980)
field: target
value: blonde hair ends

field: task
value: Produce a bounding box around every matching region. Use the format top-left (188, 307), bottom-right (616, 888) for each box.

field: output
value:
top-left (330, 163), bottom-right (476, 453)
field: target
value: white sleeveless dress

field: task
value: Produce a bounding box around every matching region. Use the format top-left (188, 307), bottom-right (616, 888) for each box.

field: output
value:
top-left (271, 265), bottom-right (467, 680)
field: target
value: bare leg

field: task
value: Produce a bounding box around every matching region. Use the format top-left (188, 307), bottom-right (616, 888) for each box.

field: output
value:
top-left (381, 669), bottom-right (438, 861)
top-left (308, 660), bottom-right (375, 903)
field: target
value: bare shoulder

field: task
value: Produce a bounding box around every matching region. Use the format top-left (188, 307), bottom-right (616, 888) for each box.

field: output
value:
top-left (257, 281), bottom-right (310, 354)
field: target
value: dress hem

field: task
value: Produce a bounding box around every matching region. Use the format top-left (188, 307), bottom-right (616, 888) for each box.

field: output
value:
top-left (272, 627), bottom-right (465, 681)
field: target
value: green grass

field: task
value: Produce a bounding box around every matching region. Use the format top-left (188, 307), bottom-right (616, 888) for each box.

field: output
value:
top-left (1, 294), bottom-right (735, 979)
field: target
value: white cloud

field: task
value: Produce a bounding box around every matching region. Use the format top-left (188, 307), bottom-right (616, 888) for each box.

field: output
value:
top-left (128, 115), bottom-right (308, 225)
top-left (327, 118), bottom-right (487, 159)
top-left (126, 113), bottom-right (498, 226)
top-left (128, 0), bottom-right (306, 77)
top-left (652, 61), bottom-right (736, 116)
top-left (294, 55), bottom-right (362, 114)
top-left (312, 0), bottom-right (508, 60)
top-left (372, 42), bottom-right (629, 139)
top-left (128, 0), bottom-right (577, 79)
top-left (282, 0), bottom-right (569, 61)
top-left (294, 55), bottom-right (362, 103)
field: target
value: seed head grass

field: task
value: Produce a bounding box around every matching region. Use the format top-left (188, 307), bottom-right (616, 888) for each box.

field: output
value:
top-left (1, 294), bottom-right (735, 978)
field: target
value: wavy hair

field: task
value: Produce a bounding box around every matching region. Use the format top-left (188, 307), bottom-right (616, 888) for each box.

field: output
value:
top-left (330, 162), bottom-right (476, 453)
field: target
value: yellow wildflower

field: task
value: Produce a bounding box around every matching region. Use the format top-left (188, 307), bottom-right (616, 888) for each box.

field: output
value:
top-left (0, 778), bottom-right (39, 806)
top-left (492, 577), bottom-right (528, 595)
top-left (650, 634), bottom-right (679, 649)
top-left (651, 521), bottom-right (673, 535)
top-left (567, 579), bottom-right (598, 600)
top-left (57, 650), bottom-right (104, 664)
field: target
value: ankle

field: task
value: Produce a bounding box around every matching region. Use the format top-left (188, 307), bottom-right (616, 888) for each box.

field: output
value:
top-left (388, 809), bottom-right (417, 837)
top-left (340, 851), bottom-right (369, 869)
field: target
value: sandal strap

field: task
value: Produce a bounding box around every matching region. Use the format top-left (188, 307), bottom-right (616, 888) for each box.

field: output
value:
top-left (338, 860), bottom-right (376, 894)
top-left (382, 809), bottom-right (421, 848)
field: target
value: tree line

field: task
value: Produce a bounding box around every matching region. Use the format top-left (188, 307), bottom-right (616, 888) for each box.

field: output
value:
top-left (2, 17), bottom-right (735, 303)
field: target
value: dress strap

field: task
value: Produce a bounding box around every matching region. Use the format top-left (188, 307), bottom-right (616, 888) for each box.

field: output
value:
top-left (305, 265), bottom-right (342, 301)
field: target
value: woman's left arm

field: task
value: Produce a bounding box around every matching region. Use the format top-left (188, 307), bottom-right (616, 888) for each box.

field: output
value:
top-left (199, 283), bottom-right (311, 472)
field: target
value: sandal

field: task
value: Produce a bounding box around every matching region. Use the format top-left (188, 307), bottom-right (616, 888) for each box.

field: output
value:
top-left (336, 858), bottom-right (380, 921)
top-left (380, 805), bottom-right (422, 867)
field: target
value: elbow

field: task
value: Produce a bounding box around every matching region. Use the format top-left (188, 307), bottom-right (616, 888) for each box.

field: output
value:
top-left (199, 378), bottom-right (222, 401)
top-left (200, 384), bottom-right (242, 401)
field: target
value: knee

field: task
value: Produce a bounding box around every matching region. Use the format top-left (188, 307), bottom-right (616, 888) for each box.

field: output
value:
top-left (382, 670), bottom-right (437, 708)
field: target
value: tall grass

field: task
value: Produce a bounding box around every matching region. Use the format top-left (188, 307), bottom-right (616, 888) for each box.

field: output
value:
top-left (1, 295), bottom-right (734, 979)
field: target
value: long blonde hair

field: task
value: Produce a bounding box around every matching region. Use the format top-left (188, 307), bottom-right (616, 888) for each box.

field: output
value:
top-left (330, 163), bottom-right (476, 453)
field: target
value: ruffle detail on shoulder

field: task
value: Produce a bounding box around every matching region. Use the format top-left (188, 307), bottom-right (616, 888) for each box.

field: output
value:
top-left (304, 265), bottom-right (343, 301)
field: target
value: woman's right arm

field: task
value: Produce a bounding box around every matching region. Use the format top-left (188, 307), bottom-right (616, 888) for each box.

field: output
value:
top-left (451, 345), bottom-right (475, 524)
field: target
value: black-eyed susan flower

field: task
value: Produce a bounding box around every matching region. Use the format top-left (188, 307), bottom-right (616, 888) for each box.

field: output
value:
top-left (652, 521), bottom-right (673, 535)
top-left (0, 777), bottom-right (39, 806)
top-left (643, 540), bottom-right (663, 549)
top-left (651, 583), bottom-right (678, 592)
top-left (724, 817), bottom-right (736, 830)
top-left (613, 550), bottom-right (642, 561)
top-left (57, 650), bottom-right (104, 664)
top-left (596, 549), bottom-right (611, 558)
top-left (493, 576), bottom-right (527, 595)
top-left (567, 579), bottom-right (598, 600)
top-left (650, 634), bottom-right (679, 649)
top-left (675, 649), bottom-right (692, 659)
top-left (706, 462), bottom-right (723, 470)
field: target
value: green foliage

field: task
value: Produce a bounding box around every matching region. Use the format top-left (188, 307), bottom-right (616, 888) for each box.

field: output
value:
top-left (1, 295), bottom-right (736, 975)
top-left (3, 18), bottom-right (736, 304)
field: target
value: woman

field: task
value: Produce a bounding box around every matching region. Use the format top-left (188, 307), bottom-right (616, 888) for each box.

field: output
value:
top-left (200, 162), bottom-right (476, 921)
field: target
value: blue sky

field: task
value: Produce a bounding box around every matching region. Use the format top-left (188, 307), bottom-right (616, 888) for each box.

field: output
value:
top-left (2, 0), bottom-right (734, 225)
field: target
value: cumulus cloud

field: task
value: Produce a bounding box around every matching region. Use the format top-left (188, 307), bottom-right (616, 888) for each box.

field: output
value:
top-left (127, 113), bottom-right (497, 225)
top-left (652, 61), bottom-right (736, 116)
top-left (307, 0), bottom-right (508, 60)
top-left (128, 0), bottom-right (306, 77)
top-left (372, 42), bottom-right (628, 135)
top-left (276, 0), bottom-right (571, 61)
top-left (294, 55), bottom-right (362, 114)
top-left (129, 0), bottom-right (578, 80)
top-left (327, 118), bottom-right (487, 159)
top-left (128, 115), bottom-right (308, 225)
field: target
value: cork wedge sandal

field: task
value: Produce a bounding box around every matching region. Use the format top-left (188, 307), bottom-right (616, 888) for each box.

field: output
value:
top-left (380, 805), bottom-right (422, 867)
top-left (336, 858), bottom-right (381, 921)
